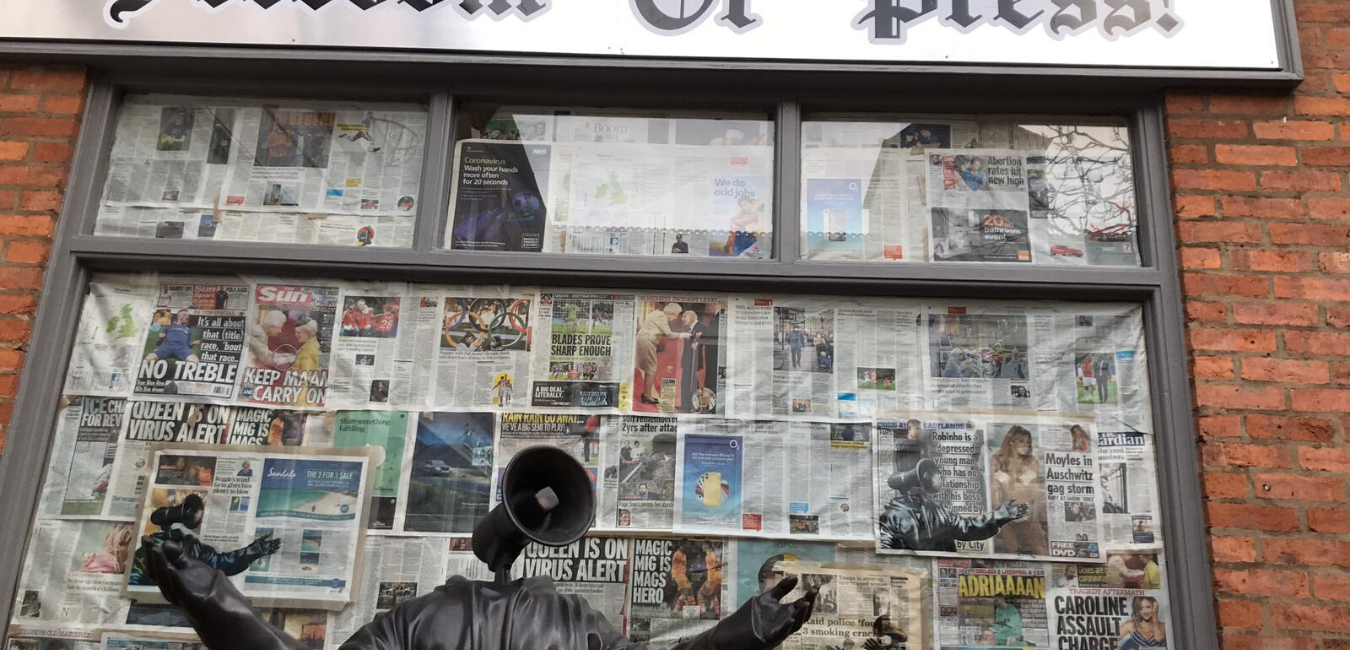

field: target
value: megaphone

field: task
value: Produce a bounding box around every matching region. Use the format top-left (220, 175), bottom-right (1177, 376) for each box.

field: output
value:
top-left (888, 458), bottom-right (940, 493)
top-left (473, 446), bottom-right (595, 580)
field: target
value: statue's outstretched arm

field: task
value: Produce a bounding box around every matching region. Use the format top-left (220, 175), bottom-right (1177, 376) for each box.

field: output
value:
top-left (141, 538), bottom-right (312, 650)
top-left (665, 576), bottom-right (818, 650)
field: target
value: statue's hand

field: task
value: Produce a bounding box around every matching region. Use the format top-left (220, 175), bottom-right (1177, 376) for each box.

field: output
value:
top-left (245, 532), bottom-right (282, 558)
top-left (752, 576), bottom-right (819, 647)
top-left (994, 500), bottom-right (1030, 524)
top-left (141, 536), bottom-right (219, 612)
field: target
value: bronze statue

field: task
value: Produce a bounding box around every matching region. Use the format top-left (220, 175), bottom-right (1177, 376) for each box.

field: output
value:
top-left (139, 446), bottom-right (818, 650)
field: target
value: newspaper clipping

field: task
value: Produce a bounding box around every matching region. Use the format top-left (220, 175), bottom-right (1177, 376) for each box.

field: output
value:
top-left (934, 559), bottom-right (1050, 650)
top-left (1095, 428), bottom-right (1162, 549)
top-left (241, 283), bottom-right (341, 409)
top-left (530, 291), bottom-right (636, 410)
top-left (331, 410), bottom-right (409, 530)
top-left (326, 284), bottom-right (433, 409)
top-left (400, 411), bottom-right (495, 534)
top-left (924, 305), bottom-right (1033, 410)
top-left (926, 149), bottom-right (1032, 264)
top-left (778, 562), bottom-right (927, 650)
top-left (1049, 553), bottom-right (1169, 650)
top-left (514, 537), bottom-right (630, 629)
top-left (434, 293), bottom-right (533, 409)
top-left (134, 281), bottom-right (249, 401)
top-left (626, 537), bottom-right (727, 648)
top-left (37, 397), bottom-right (126, 518)
top-left (494, 412), bottom-right (602, 514)
top-left (600, 416), bottom-right (678, 532)
top-left (64, 277), bottom-right (156, 396)
top-left (632, 295), bottom-right (727, 415)
top-left (12, 519), bottom-right (136, 628)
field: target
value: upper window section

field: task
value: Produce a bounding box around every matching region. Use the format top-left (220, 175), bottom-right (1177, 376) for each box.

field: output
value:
top-left (94, 95), bottom-right (429, 248)
top-left (445, 105), bottom-right (775, 259)
top-left (801, 118), bottom-right (1141, 266)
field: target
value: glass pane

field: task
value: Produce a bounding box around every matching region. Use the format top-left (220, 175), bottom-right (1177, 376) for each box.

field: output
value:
top-left (801, 118), bottom-right (1141, 266)
top-left (445, 105), bottom-right (775, 259)
top-left (12, 273), bottom-right (1170, 650)
top-left (93, 94), bottom-right (429, 248)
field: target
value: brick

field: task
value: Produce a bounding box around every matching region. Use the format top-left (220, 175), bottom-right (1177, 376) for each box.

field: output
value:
top-left (1175, 194), bottom-right (1216, 218)
top-left (5, 240), bottom-right (49, 264)
top-left (1216, 144), bottom-right (1298, 166)
top-left (0, 215), bottom-right (54, 237)
top-left (1247, 414), bottom-right (1336, 442)
top-left (1174, 169), bottom-right (1258, 192)
top-left (1292, 389), bottom-right (1350, 412)
top-left (1241, 358), bottom-right (1329, 384)
top-left (1222, 196), bottom-right (1304, 219)
top-left (1187, 300), bottom-right (1227, 323)
top-left (30, 142), bottom-right (72, 164)
top-left (1209, 95), bottom-right (1290, 115)
top-left (1309, 507), bottom-right (1350, 533)
top-left (1231, 249), bottom-right (1312, 273)
top-left (1312, 574), bottom-right (1350, 602)
top-left (1177, 221), bottom-right (1262, 244)
top-left (1253, 473), bottom-right (1344, 502)
top-left (0, 294), bottom-right (37, 315)
top-left (0, 190), bottom-right (16, 208)
top-left (1207, 503), bottom-right (1298, 531)
top-left (1232, 302), bottom-right (1319, 326)
top-left (1300, 4), bottom-right (1350, 23)
top-left (1265, 539), bottom-right (1350, 567)
top-left (1310, 197), bottom-right (1350, 220)
top-left (0, 117), bottom-right (78, 138)
top-left (1198, 414), bottom-right (1242, 439)
top-left (1299, 447), bottom-right (1350, 473)
top-left (6, 67), bottom-right (85, 92)
top-left (1221, 634), bottom-right (1315, 650)
top-left (1261, 170), bottom-right (1342, 192)
top-left (1272, 602), bottom-right (1350, 631)
top-left (1169, 118), bottom-right (1248, 139)
top-left (1253, 119), bottom-right (1335, 140)
top-left (1335, 360), bottom-right (1350, 385)
top-left (0, 95), bottom-right (40, 113)
top-left (1296, 96), bottom-right (1350, 117)
top-left (1195, 355), bottom-right (1236, 380)
top-left (1211, 535), bottom-right (1258, 563)
top-left (1204, 472), bottom-right (1250, 499)
top-left (1270, 223), bottom-right (1350, 246)
top-left (1164, 93), bottom-right (1205, 114)
top-left (1214, 568), bottom-right (1310, 598)
top-left (1203, 442), bottom-right (1292, 469)
top-left (40, 95), bottom-right (82, 115)
top-left (0, 141), bottom-right (26, 162)
top-left (1286, 331), bottom-right (1350, 355)
top-left (1188, 329), bottom-right (1277, 353)
top-left (18, 191), bottom-right (61, 212)
top-left (1183, 273), bottom-right (1269, 298)
top-left (1180, 247), bottom-right (1221, 269)
top-left (1322, 251), bottom-right (1350, 274)
top-left (0, 266), bottom-right (47, 291)
top-left (1170, 144), bottom-right (1208, 164)
top-left (0, 165), bottom-right (67, 187)
top-left (1217, 600), bottom-right (1264, 628)
top-left (0, 319), bottom-right (33, 343)
top-left (1337, 73), bottom-right (1350, 93)
top-left (1304, 145), bottom-right (1350, 166)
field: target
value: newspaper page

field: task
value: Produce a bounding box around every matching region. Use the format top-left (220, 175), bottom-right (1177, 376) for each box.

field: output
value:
top-left (213, 211), bottom-right (415, 248)
top-left (1095, 428), bottom-right (1163, 550)
top-left (934, 559), bottom-right (1051, 650)
top-left (127, 447), bottom-right (373, 609)
top-left (5, 630), bottom-right (102, 650)
top-left (835, 299), bottom-right (924, 418)
top-left (923, 304), bottom-right (1033, 410)
top-left (926, 149), bottom-right (1033, 264)
top-left (672, 420), bottom-right (763, 536)
top-left (329, 536), bottom-right (491, 648)
top-left (36, 397), bottom-right (126, 518)
top-left (1049, 553), bottom-right (1170, 650)
top-left (446, 139), bottom-right (553, 252)
top-left (1024, 128), bottom-right (1141, 267)
top-left (729, 539), bottom-right (839, 608)
top-left (529, 291), bottom-right (636, 411)
top-left (778, 562), bottom-right (927, 650)
top-left (95, 205), bottom-right (220, 240)
top-left (10, 519), bottom-right (135, 628)
top-left (399, 411), bottom-right (495, 534)
top-left (631, 294), bottom-right (728, 415)
top-left (493, 412), bottom-right (602, 523)
top-left (727, 297), bottom-right (837, 418)
top-left (626, 537), bottom-right (728, 648)
top-left (241, 282), bottom-right (340, 409)
top-left (514, 537), bottom-right (630, 630)
top-left (133, 280), bottom-right (250, 402)
top-left (599, 415), bottom-right (678, 532)
top-left (331, 410), bottom-right (410, 531)
top-left (97, 96), bottom-right (238, 211)
top-left (64, 275), bottom-right (157, 396)
top-left (1030, 303), bottom-right (1153, 426)
top-left (432, 291), bottom-right (534, 409)
top-left (800, 134), bottom-right (920, 261)
top-left (103, 637), bottom-right (204, 650)
top-left (326, 283), bottom-right (434, 409)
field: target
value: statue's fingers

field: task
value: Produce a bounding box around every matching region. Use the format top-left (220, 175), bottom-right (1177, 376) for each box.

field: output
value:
top-left (767, 575), bottom-right (799, 601)
top-left (161, 540), bottom-right (190, 569)
top-left (791, 588), bottom-right (818, 631)
top-left (145, 544), bottom-right (182, 601)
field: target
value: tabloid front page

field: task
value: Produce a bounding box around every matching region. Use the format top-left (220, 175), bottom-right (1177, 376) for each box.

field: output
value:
top-left (514, 537), bottom-right (630, 631)
top-left (600, 415), bottom-right (678, 532)
top-left (631, 295), bottom-right (727, 416)
top-left (529, 291), bottom-right (636, 411)
top-left (1048, 552), bottom-right (1170, 650)
top-left (493, 412), bottom-right (602, 522)
top-left (241, 282), bottom-right (341, 409)
top-left (625, 537), bottom-right (727, 649)
top-left (132, 280), bottom-right (249, 402)
top-left (934, 559), bottom-right (1050, 650)
top-left (36, 397), bottom-right (126, 519)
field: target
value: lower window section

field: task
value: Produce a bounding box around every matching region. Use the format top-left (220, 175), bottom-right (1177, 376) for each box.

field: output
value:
top-left (9, 273), bottom-right (1171, 650)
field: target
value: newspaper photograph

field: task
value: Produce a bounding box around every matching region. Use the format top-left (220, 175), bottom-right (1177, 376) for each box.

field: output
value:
top-left (330, 410), bottom-right (410, 530)
top-left (241, 282), bottom-right (340, 409)
top-left (400, 411), bottom-right (495, 534)
top-left (133, 280), bottom-right (249, 401)
top-left (1049, 553), bottom-right (1169, 650)
top-left (98, 97), bottom-right (238, 210)
top-left (529, 291), bottom-right (636, 410)
top-left (599, 415), bottom-right (678, 532)
top-left (1030, 304), bottom-right (1152, 425)
top-left (326, 283), bottom-right (436, 409)
top-left (330, 536), bottom-right (490, 646)
top-left (986, 418), bottom-right (1102, 561)
top-left (126, 446), bottom-right (374, 609)
top-left (924, 305), bottom-right (1033, 410)
top-left (433, 292), bottom-right (533, 409)
top-left (632, 295), bottom-right (727, 415)
top-left (1023, 126), bottom-right (1141, 267)
top-left (64, 276), bottom-right (156, 396)
top-left (626, 537), bottom-right (728, 648)
top-left (447, 139), bottom-right (552, 252)
top-left (1095, 428), bottom-right (1162, 550)
top-left (36, 397), bottom-right (126, 518)
top-left (800, 149), bottom-right (914, 262)
top-left (770, 301), bottom-right (837, 418)
top-left (934, 559), bottom-right (1050, 650)
top-left (494, 412), bottom-right (602, 518)
top-left (5, 630), bottom-right (101, 650)
top-left (777, 562), bottom-right (927, 650)
top-left (926, 149), bottom-right (1032, 264)
top-left (514, 537), bottom-right (630, 629)
top-left (11, 519), bottom-right (135, 628)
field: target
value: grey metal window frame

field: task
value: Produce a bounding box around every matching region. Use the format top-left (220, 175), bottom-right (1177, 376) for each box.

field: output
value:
top-left (0, 65), bottom-right (1212, 650)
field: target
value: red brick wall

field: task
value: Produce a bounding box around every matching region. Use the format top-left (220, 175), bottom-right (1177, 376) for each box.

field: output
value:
top-left (0, 65), bottom-right (87, 452)
top-left (1167, 3), bottom-right (1350, 648)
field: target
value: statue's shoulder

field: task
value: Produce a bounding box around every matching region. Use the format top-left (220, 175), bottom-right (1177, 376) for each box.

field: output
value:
top-left (437, 575), bottom-right (561, 595)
